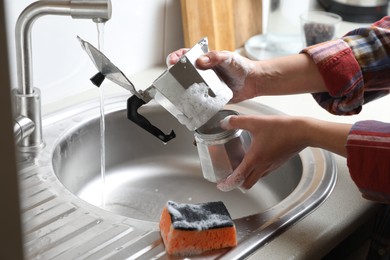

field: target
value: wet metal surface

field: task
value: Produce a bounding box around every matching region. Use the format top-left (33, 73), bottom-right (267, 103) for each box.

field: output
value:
top-left (18, 96), bottom-right (336, 259)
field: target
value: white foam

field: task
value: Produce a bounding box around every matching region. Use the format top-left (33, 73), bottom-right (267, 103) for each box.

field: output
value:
top-left (166, 200), bottom-right (233, 231)
top-left (176, 82), bottom-right (230, 130)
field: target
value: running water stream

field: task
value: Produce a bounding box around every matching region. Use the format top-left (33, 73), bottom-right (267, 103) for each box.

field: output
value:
top-left (97, 22), bottom-right (106, 208)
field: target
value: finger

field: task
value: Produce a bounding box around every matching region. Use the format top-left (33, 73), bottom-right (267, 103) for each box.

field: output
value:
top-left (166, 48), bottom-right (189, 66)
top-left (216, 147), bottom-right (257, 192)
top-left (216, 164), bottom-right (254, 192)
top-left (220, 115), bottom-right (257, 132)
top-left (239, 168), bottom-right (257, 191)
top-left (216, 172), bottom-right (245, 192)
top-left (241, 168), bottom-right (267, 190)
top-left (196, 51), bottom-right (232, 70)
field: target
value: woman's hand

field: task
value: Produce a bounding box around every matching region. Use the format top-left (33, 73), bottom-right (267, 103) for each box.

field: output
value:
top-left (166, 48), bottom-right (189, 66)
top-left (166, 49), bottom-right (258, 103)
top-left (216, 114), bottom-right (307, 191)
top-left (167, 49), bottom-right (328, 99)
top-left (217, 115), bottom-right (351, 191)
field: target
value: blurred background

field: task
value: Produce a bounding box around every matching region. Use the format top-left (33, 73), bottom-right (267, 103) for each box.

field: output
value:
top-left (4, 0), bottom-right (184, 105)
top-left (3, 0), bottom-right (389, 105)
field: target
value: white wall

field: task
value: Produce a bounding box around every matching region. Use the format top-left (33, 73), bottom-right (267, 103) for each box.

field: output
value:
top-left (4, 0), bottom-right (184, 105)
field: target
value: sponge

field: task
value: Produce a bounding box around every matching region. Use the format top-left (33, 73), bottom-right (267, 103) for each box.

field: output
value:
top-left (159, 200), bottom-right (237, 256)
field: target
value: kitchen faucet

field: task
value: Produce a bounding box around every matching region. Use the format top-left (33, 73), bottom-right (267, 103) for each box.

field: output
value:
top-left (12, 0), bottom-right (112, 150)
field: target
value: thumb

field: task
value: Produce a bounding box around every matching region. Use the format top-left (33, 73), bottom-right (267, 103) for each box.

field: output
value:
top-left (220, 115), bottom-right (254, 131)
top-left (196, 51), bottom-right (233, 70)
top-left (216, 153), bottom-right (255, 192)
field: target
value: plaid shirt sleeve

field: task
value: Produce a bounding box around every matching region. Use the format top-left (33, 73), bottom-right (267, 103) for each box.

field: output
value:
top-left (302, 16), bottom-right (390, 115)
top-left (302, 16), bottom-right (390, 203)
top-left (346, 121), bottom-right (390, 203)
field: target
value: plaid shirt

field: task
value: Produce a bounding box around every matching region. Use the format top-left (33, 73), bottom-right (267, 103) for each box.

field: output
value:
top-left (302, 16), bottom-right (390, 203)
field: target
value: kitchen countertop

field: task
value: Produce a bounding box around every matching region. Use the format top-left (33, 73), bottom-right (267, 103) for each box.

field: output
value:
top-left (44, 63), bottom-right (386, 258)
top-left (250, 154), bottom-right (379, 259)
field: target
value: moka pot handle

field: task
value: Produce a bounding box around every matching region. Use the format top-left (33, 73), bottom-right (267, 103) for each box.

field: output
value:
top-left (127, 95), bottom-right (176, 143)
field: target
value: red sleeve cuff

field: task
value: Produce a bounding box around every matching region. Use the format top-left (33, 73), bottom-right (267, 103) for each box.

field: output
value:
top-left (346, 120), bottom-right (390, 203)
top-left (302, 39), bottom-right (363, 97)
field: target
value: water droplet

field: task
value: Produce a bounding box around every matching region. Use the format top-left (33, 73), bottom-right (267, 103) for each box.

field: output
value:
top-left (155, 188), bottom-right (159, 193)
top-left (188, 197), bottom-right (192, 201)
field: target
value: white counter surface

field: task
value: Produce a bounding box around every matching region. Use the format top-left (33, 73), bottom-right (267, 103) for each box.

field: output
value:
top-left (250, 155), bottom-right (379, 259)
top-left (44, 63), bottom-right (387, 258)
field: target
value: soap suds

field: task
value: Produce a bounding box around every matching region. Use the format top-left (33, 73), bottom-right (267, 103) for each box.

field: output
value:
top-left (166, 200), bottom-right (234, 231)
top-left (165, 82), bottom-right (230, 130)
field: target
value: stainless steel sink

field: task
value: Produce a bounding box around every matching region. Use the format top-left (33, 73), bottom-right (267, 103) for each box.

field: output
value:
top-left (19, 96), bottom-right (336, 259)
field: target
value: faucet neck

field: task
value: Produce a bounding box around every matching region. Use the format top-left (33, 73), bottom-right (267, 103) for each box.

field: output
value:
top-left (15, 0), bottom-right (112, 95)
top-left (13, 0), bottom-right (111, 149)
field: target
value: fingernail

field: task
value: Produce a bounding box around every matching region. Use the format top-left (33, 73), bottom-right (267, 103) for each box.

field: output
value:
top-left (216, 182), bottom-right (235, 192)
top-left (238, 187), bottom-right (248, 194)
top-left (165, 55), bottom-right (176, 67)
top-left (219, 115), bottom-right (232, 129)
top-left (216, 173), bottom-right (244, 192)
top-left (165, 55), bottom-right (171, 67)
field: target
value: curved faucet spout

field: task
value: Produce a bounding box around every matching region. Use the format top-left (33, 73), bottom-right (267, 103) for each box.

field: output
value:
top-left (13, 0), bottom-right (112, 150)
top-left (15, 0), bottom-right (112, 95)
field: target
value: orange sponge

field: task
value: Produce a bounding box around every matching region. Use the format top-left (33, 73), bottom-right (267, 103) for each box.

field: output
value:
top-left (159, 200), bottom-right (237, 256)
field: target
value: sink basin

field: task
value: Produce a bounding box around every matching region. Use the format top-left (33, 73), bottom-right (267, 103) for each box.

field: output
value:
top-left (19, 96), bottom-right (336, 259)
top-left (53, 101), bottom-right (301, 222)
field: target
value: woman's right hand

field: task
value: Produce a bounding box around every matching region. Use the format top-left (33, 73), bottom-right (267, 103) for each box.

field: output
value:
top-left (166, 49), bottom-right (259, 103)
top-left (216, 114), bottom-right (351, 191)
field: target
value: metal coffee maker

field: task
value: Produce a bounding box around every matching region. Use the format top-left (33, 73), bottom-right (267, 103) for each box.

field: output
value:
top-left (79, 37), bottom-right (250, 184)
top-left (194, 110), bottom-right (252, 183)
top-left (78, 37), bottom-right (233, 143)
